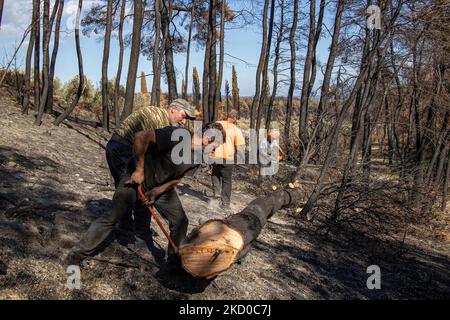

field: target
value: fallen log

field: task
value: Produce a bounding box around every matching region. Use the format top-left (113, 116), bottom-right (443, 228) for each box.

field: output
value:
top-left (178, 189), bottom-right (302, 279)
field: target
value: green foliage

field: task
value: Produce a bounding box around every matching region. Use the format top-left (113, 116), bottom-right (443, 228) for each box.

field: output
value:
top-left (134, 92), bottom-right (151, 110)
top-left (62, 75), bottom-right (95, 104)
top-left (53, 77), bottom-right (63, 97)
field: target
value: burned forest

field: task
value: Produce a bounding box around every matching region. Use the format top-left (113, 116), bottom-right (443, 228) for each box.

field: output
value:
top-left (0, 0), bottom-right (449, 301)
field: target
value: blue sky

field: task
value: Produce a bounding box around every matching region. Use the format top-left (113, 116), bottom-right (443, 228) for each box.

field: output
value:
top-left (0, 0), bottom-right (333, 97)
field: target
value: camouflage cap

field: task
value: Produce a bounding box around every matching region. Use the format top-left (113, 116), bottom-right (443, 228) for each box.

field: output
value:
top-left (169, 98), bottom-right (196, 120)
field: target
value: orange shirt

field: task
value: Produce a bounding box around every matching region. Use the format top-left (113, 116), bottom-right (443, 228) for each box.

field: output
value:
top-left (211, 121), bottom-right (245, 161)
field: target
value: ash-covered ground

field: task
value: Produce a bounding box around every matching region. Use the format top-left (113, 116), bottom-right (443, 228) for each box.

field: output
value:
top-left (1, 90), bottom-right (449, 299)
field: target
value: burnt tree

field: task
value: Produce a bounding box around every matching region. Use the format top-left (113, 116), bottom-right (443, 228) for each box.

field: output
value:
top-left (284, 0), bottom-right (298, 158)
top-left (151, 0), bottom-right (162, 107)
top-left (33, 0), bottom-right (40, 112)
top-left (249, 0), bottom-right (269, 129)
top-left (114, 0), bottom-right (126, 124)
top-left (47, 0), bottom-right (64, 115)
top-left (53, 0), bottom-right (84, 126)
top-left (122, 0), bottom-right (144, 120)
top-left (101, 0), bottom-right (113, 132)
top-left (161, 0), bottom-right (178, 100)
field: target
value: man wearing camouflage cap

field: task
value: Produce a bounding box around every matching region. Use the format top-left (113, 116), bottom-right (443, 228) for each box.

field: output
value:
top-left (106, 98), bottom-right (196, 239)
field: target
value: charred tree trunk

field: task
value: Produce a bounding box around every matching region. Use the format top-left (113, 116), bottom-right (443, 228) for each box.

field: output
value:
top-left (307, 0), bottom-right (325, 100)
top-left (413, 61), bottom-right (442, 203)
top-left (202, 0), bottom-right (218, 123)
top-left (202, 22), bottom-right (211, 124)
top-left (298, 0), bottom-right (317, 153)
top-left (384, 92), bottom-right (394, 165)
top-left (43, 0), bottom-right (60, 114)
top-left (0, 0), bottom-right (4, 29)
top-left (53, 0), bottom-right (84, 126)
top-left (101, 0), bottom-right (113, 130)
top-left (22, 20), bottom-right (35, 114)
top-left (47, 0), bottom-right (64, 115)
top-left (215, 0), bottom-right (226, 115)
top-left (315, 0), bottom-right (344, 141)
top-left (35, 0), bottom-right (52, 125)
top-left (249, 0), bottom-right (269, 129)
top-left (179, 189), bottom-right (302, 279)
top-left (122, 0), bottom-right (144, 120)
top-left (265, 0), bottom-right (284, 131)
top-left (442, 150), bottom-right (450, 211)
top-left (207, 0), bottom-right (218, 121)
top-left (428, 109), bottom-right (450, 187)
top-left (256, 0), bottom-right (275, 131)
top-left (350, 1), bottom-right (372, 152)
top-left (151, 0), bottom-right (162, 107)
top-left (183, 3), bottom-right (194, 100)
top-left (161, 0), bottom-right (178, 100)
top-left (33, 0), bottom-right (41, 112)
top-left (101, 0), bottom-right (113, 132)
top-left (114, 0), bottom-right (126, 125)
top-left (284, 0), bottom-right (298, 158)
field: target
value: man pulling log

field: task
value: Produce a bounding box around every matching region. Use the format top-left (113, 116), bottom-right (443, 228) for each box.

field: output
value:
top-left (66, 122), bottom-right (226, 271)
top-left (106, 99), bottom-right (196, 238)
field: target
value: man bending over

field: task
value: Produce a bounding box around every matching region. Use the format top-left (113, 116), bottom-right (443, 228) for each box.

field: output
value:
top-left (67, 123), bottom-right (226, 270)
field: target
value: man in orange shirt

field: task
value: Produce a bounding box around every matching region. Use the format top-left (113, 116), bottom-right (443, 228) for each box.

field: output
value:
top-left (210, 110), bottom-right (246, 208)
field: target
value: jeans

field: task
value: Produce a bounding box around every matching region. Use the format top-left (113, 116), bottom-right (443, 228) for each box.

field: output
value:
top-left (74, 176), bottom-right (188, 257)
top-left (105, 137), bottom-right (149, 233)
top-left (211, 163), bottom-right (233, 207)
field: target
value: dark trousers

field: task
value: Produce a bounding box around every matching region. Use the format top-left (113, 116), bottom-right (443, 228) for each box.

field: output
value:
top-left (74, 176), bottom-right (188, 257)
top-left (211, 163), bottom-right (233, 206)
top-left (105, 137), bottom-right (150, 233)
top-left (105, 137), bottom-right (132, 188)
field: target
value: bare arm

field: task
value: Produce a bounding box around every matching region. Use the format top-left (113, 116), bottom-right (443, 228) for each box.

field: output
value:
top-left (142, 178), bottom-right (182, 206)
top-left (158, 178), bottom-right (181, 194)
top-left (130, 130), bottom-right (156, 184)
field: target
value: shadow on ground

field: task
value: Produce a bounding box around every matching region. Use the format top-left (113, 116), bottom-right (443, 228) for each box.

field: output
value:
top-left (250, 216), bottom-right (450, 299)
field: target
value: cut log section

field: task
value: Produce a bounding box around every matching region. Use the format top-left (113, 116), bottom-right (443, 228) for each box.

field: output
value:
top-left (178, 220), bottom-right (243, 279)
top-left (179, 189), bottom-right (302, 279)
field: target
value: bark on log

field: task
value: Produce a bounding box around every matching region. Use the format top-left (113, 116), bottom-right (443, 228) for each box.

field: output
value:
top-left (179, 189), bottom-right (302, 279)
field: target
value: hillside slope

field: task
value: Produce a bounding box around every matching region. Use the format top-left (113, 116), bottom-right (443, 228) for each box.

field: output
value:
top-left (0, 90), bottom-right (449, 299)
